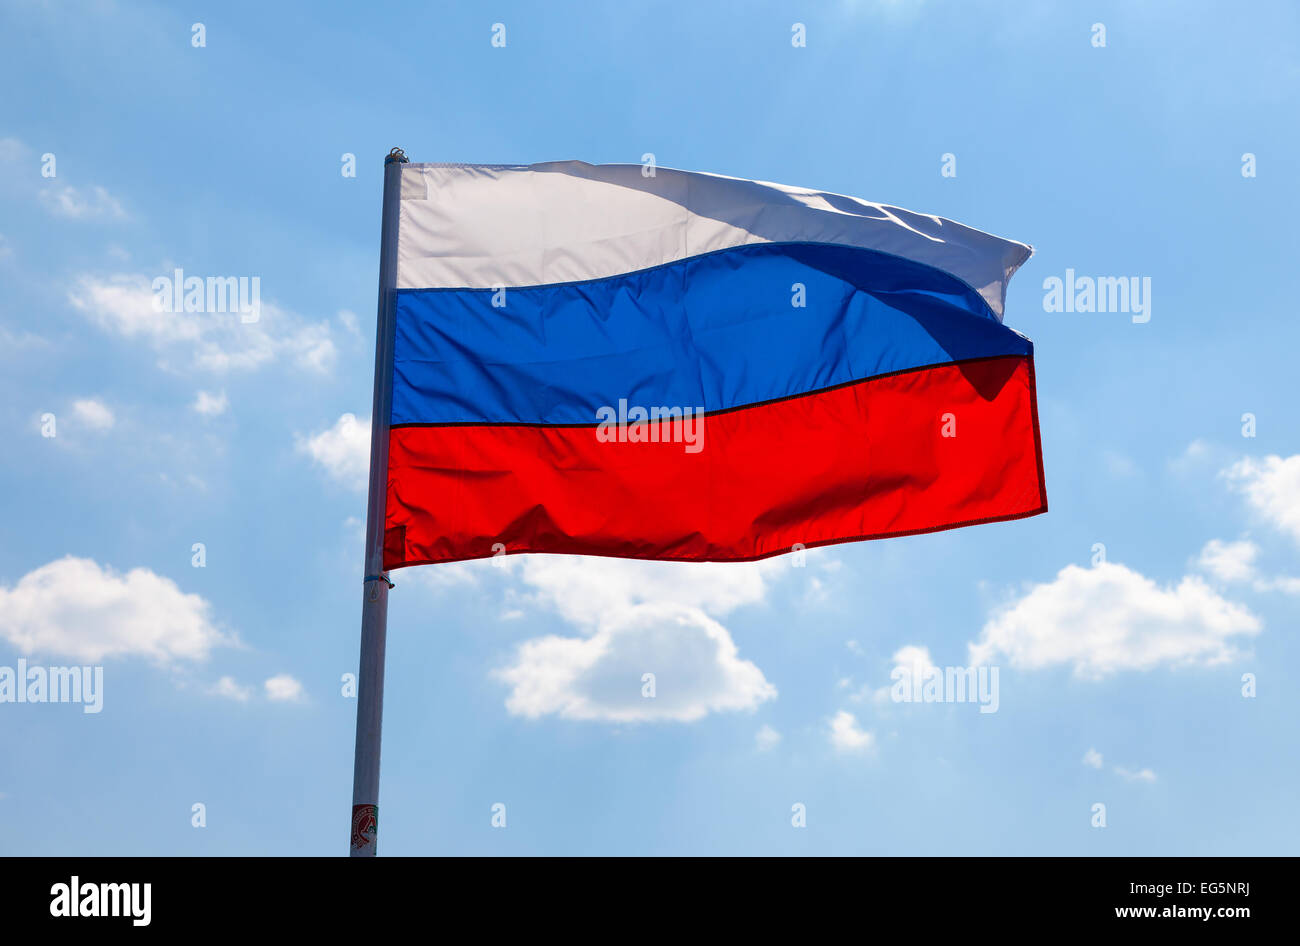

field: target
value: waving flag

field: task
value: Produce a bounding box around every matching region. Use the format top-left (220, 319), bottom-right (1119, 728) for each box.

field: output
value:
top-left (379, 161), bottom-right (1045, 568)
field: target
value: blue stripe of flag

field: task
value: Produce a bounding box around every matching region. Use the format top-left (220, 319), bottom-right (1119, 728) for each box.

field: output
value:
top-left (391, 241), bottom-right (1030, 426)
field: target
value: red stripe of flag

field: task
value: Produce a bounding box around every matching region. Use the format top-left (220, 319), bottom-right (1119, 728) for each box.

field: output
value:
top-left (383, 355), bottom-right (1046, 568)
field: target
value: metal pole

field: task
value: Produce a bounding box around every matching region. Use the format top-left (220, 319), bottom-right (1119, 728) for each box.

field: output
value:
top-left (350, 147), bottom-right (407, 856)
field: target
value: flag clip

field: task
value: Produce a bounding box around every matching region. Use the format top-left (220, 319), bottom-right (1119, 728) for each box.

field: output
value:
top-left (363, 574), bottom-right (395, 589)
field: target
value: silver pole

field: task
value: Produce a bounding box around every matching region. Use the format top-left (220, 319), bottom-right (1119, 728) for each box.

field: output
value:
top-left (350, 147), bottom-right (407, 856)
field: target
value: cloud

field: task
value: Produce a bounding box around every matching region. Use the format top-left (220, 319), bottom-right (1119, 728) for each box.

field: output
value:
top-left (883, 639), bottom-right (935, 696)
top-left (1254, 575), bottom-right (1300, 594)
top-left (497, 603), bottom-right (774, 723)
top-left (515, 555), bottom-right (777, 627)
top-left (413, 561), bottom-right (488, 589)
top-left (210, 676), bottom-right (252, 701)
top-left (1195, 538), bottom-right (1259, 583)
top-left (338, 309), bottom-right (362, 338)
top-left (1083, 748), bottom-right (1104, 769)
top-left (0, 556), bottom-right (228, 663)
top-left (298, 413), bottom-right (370, 491)
top-left (40, 184), bottom-right (126, 220)
top-left (495, 556), bottom-right (779, 723)
top-left (68, 273), bottom-right (336, 375)
top-left (829, 710), bottom-right (874, 752)
top-left (756, 724), bottom-right (781, 750)
top-left (1196, 535), bottom-right (1300, 595)
top-left (1224, 455), bottom-right (1300, 545)
top-left (72, 398), bottom-right (114, 431)
top-left (1194, 535), bottom-right (1300, 596)
top-left (1169, 438), bottom-right (1215, 475)
top-left (192, 390), bottom-right (229, 417)
top-left (213, 674), bottom-right (304, 703)
top-left (0, 138), bottom-right (126, 220)
top-left (860, 643), bottom-right (939, 705)
top-left (0, 325), bottom-right (47, 350)
top-left (264, 674), bottom-right (305, 702)
top-left (68, 274), bottom-right (171, 335)
top-left (970, 562), bottom-right (1260, 679)
top-left (1115, 766), bottom-right (1157, 783)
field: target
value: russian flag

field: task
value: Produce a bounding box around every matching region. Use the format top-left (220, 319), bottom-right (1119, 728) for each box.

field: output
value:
top-left (380, 162), bottom-right (1045, 569)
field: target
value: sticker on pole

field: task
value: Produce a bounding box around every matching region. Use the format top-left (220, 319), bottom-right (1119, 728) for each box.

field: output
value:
top-left (351, 804), bottom-right (378, 852)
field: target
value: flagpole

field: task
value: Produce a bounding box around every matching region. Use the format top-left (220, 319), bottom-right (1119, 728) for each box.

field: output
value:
top-left (350, 146), bottom-right (407, 856)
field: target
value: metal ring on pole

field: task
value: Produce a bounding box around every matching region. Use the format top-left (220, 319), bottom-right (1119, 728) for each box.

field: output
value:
top-left (385, 147), bottom-right (409, 166)
top-left (363, 574), bottom-right (394, 588)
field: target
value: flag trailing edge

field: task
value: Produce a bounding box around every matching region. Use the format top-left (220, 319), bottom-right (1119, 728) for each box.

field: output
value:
top-left (381, 161), bottom-right (1046, 569)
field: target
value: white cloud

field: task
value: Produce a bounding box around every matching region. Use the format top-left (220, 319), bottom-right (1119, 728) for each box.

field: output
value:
top-left (863, 643), bottom-right (939, 705)
top-left (515, 555), bottom-right (777, 628)
top-left (888, 643), bottom-right (937, 682)
top-left (803, 575), bottom-right (828, 604)
top-left (828, 710), bottom-right (874, 752)
top-left (72, 398), bottom-right (114, 431)
top-left (892, 644), bottom-right (936, 666)
top-left (211, 676), bottom-right (252, 701)
top-left (970, 562), bottom-right (1260, 679)
top-left (279, 319), bottom-right (336, 373)
top-left (192, 390), bottom-right (228, 417)
top-left (0, 139), bottom-right (126, 220)
top-left (756, 724), bottom-right (781, 751)
top-left (497, 603), bottom-right (774, 723)
top-left (1169, 438), bottom-right (1213, 474)
top-left (0, 325), bottom-right (47, 350)
top-left (1195, 538), bottom-right (1259, 583)
top-left (1115, 766), bottom-right (1157, 783)
top-left (1225, 455), bottom-right (1300, 545)
top-left (495, 556), bottom-right (779, 723)
top-left (405, 559), bottom-right (483, 590)
top-left (0, 556), bottom-right (228, 663)
top-left (298, 413), bottom-right (370, 491)
top-left (338, 309), bottom-right (361, 337)
top-left (1083, 748), bottom-right (1104, 769)
top-left (40, 184), bottom-right (126, 220)
top-left (264, 674), bottom-right (304, 702)
top-left (1255, 575), bottom-right (1300, 595)
top-left (69, 274), bottom-right (175, 336)
top-left (68, 273), bottom-right (336, 375)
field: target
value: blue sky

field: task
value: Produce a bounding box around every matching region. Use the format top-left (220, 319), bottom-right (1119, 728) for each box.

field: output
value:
top-left (1, 0), bottom-right (1298, 855)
